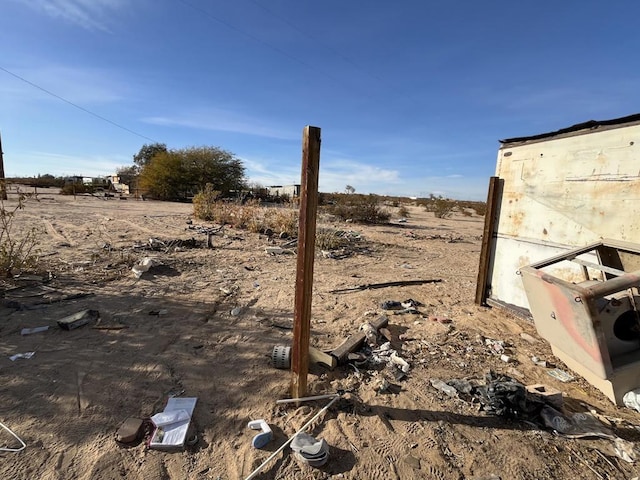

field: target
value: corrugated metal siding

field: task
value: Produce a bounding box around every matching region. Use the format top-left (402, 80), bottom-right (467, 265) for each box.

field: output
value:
top-left (489, 124), bottom-right (640, 310)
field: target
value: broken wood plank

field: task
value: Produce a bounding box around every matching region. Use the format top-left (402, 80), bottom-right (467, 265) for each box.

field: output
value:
top-left (309, 346), bottom-right (337, 370)
top-left (331, 315), bottom-right (389, 363)
top-left (329, 279), bottom-right (442, 294)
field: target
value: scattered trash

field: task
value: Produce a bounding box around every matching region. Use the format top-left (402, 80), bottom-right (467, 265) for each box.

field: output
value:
top-left (473, 372), bottom-right (543, 418)
top-left (9, 352), bottom-right (35, 361)
top-left (429, 315), bottom-right (452, 324)
top-left (330, 279), bottom-right (442, 294)
top-left (390, 352), bottom-right (410, 373)
top-left (373, 376), bottom-right (390, 393)
top-left (245, 395), bottom-right (340, 480)
top-left (0, 421), bottom-right (27, 452)
top-left (360, 322), bottom-right (378, 346)
top-left (623, 389), bottom-right (640, 412)
top-left (132, 257), bottom-right (161, 278)
top-left (20, 326), bottom-right (49, 336)
top-left (115, 417), bottom-right (146, 444)
top-left (547, 368), bottom-right (574, 383)
top-left (525, 384), bottom-right (563, 409)
top-left (430, 379), bottom-right (458, 398)
top-left (265, 246), bottom-right (286, 255)
top-left (271, 345), bottom-right (291, 369)
top-left (381, 299), bottom-right (422, 311)
top-left (520, 332), bottom-right (538, 344)
top-left (381, 300), bottom-right (402, 310)
top-left (484, 338), bottom-right (505, 355)
top-left (540, 406), bottom-right (617, 439)
top-left (149, 397), bottom-right (198, 450)
top-left (275, 393), bottom-right (340, 405)
top-left (57, 309), bottom-right (99, 330)
top-left (531, 356), bottom-right (548, 367)
top-left (231, 307), bottom-right (242, 316)
top-left (500, 354), bottom-right (513, 363)
top-left (291, 432), bottom-right (330, 467)
top-left (247, 419), bottom-right (273, 449)
top-left (614, 437), bottom-right (637, 463)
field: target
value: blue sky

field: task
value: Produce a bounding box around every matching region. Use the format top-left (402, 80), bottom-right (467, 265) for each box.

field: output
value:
top-left (1, 1), bottom-right (639, 200)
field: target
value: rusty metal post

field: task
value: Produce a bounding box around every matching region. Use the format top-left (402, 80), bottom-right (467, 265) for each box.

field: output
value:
top-left (291, 126), bottom-right (321, 399)
top-left (0, 130), bottom-right (6, 200)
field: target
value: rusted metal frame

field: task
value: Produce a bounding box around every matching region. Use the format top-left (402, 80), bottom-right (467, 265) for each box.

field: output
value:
top-left (571, 258), bottom-right (625, 277)
top-left (290, 126), bottom-right (321, 399)
top-left (524, 241), bottom-right (603, 270)
top-left (475, 176), bottom-right (501, 305)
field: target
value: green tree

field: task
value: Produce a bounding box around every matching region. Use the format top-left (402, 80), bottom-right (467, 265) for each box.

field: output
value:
top-left (133, 143), bottom-right (167, 168)
top-left (138, 146), bottom-right (245, 201)
top-left (182, 146), bottom-right (245, 193)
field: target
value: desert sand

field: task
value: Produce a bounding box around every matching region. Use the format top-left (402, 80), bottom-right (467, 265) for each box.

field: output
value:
top-left (1, 188), bottom-right (639, 479)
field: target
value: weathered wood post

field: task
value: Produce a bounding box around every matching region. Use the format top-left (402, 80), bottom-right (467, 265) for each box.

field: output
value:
top-left (0, 130), bottom-right (7, 200)
top-left (291, 126), bottom-right (321, 399)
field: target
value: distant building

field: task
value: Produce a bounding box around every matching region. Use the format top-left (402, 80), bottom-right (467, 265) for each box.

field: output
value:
top-left (267, 184), bottom-right (300, 198)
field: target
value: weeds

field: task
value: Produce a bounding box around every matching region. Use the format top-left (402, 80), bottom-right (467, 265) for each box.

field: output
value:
top-left (315, 228), bottom-right (348, 250)
top-left (193, 190), bottom-right (299, 237)
top-left (324, 194), bottom-right (390, 224)
top-left (419, 195), bottom-right (458, 219)
top-left (193, 184), bottom-right (222, 221)
top-left (0, 193), bottom-right (41, 277)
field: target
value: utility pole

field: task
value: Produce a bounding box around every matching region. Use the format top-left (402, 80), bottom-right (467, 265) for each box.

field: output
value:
top-left (0, 130), bottom-right (6, 200)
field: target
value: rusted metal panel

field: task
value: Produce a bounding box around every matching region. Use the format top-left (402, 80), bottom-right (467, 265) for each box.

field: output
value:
top-left (488, 122), bottom-right (640, 310)
top-left (519, 240), bottom-right (640, 403)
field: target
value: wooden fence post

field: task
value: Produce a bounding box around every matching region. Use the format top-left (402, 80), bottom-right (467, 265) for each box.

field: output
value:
top-left (291, 126), bottom-right (321, 399)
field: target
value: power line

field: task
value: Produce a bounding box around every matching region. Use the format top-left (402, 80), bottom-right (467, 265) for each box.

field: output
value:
top-left (0, 65), bottom-right (157, 143)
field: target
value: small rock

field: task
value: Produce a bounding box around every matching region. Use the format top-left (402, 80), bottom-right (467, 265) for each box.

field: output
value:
top-left (403, 454), bottom-right (421, 470)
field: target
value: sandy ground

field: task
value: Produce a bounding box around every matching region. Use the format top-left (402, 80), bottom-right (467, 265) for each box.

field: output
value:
top-left (1, 188), bottom-right (640, 480)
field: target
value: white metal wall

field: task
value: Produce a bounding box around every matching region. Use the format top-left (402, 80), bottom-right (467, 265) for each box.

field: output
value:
top-left (489, 123), bottom-right (640, 310)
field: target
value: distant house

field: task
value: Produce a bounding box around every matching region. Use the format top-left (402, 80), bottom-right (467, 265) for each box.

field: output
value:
top-left (107, 174), bottom-right (130, 195)
top-left (267, 184), bottom-right (300, 198)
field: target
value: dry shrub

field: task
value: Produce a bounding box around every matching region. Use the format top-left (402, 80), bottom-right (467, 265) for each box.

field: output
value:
top-left (229, 200), bottom-right (261, 229)
top-left (315, 228), bottom-right (348, 250)
top-left (192, 184), bottom-right (222, 221)
top-left (0, 194), bottom-right (41, 277)
top-left (421, 195), bottom-right (458, 219)
top-left (264, 207), bottom-right (298, 237)
top-left (326, 194), bottom-right (390, 224)
top-left (398, 205), bottom-right (410, 218)
top-left (193, 191), bottom-right (298, 237)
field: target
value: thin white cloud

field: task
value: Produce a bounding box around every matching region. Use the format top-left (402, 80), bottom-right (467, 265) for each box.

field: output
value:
top-left (143, 110), bottom-right (297, 140)
top-left (14, 0), bottom-right (126, 32)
